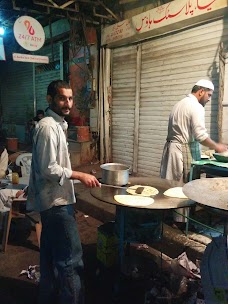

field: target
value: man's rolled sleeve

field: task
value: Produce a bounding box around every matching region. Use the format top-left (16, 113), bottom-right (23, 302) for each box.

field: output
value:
top-left (59, 168), bottom-right (73, 185)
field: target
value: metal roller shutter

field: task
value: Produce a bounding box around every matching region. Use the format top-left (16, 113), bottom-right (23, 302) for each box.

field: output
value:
top-left (111, 45), bottom-right (137, 169)
top-left (1, 42), bottom-right (61, 124)
top-left (1, 62), bottom-right (33, 124)
top-left (138, 18), bottom-right (227, 176)
top-left (111, 17), bottom-right (228, 177)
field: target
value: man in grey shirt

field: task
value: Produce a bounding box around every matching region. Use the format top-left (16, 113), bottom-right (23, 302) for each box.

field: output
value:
top-left (27, 80), bottom-right (100, 304)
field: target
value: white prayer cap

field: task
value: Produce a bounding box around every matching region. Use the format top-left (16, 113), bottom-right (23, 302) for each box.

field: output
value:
top-left (195, 79), bottom-right (214, 91)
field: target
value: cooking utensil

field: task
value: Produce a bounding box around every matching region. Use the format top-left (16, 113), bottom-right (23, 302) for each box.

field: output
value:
top-left (183, 178), bottom-right (228, 213)
top-left (101, 183), bottom-right (128, 190)
top-left (213, 152), bottom-right (228, 163)
top-left (135, 186), bottom-right (144, 194)
top-left (100, 163), bottom-right (130, 186)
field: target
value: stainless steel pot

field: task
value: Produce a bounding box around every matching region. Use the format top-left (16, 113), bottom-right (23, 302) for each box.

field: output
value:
top-left (100, 163), bottom-right (130, 186)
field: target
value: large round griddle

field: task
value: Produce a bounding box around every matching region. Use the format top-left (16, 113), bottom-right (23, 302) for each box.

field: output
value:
top-left (91, 176), bottom-right (195, 210)
top-left (183, 178), bottom-right (228, 215)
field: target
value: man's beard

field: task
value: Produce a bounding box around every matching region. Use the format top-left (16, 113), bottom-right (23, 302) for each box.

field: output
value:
top-left (51, 101), bottom-right (71, 116)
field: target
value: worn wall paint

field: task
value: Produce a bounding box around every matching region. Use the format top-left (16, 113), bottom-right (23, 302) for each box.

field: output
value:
top-left (69, 47), bottom-right (90, 126)
top-left (44, 19), bottom-right (70, 40)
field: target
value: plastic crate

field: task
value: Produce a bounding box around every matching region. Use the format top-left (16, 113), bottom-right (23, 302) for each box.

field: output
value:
top-left (115, 207), bottom-right (163, 243)
top-left (97, 222), bottom-right (118, 267)
top-left (96, 248), bottom-right (118, 268)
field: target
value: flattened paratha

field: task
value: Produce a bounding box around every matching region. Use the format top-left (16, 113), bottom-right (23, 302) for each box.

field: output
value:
top-left (114, 195), bottom-right (154, 207)
top-left (163, 187), bottom-right (187, 199)
top-left (126, 185), bottom-right (159, 197)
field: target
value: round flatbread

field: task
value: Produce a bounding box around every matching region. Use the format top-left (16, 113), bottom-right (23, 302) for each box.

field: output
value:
top-left (163, 187), bottom-right (188, 199)
top-left (114, 195), bottom-right (154, 207)
top-left (126, 185), bottom-right (159, 197)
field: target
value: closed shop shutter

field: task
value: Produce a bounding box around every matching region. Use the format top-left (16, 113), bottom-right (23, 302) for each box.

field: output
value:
top-left (111, 17), bottom-right (227, 177)
top-left (1, 42), bottom-right (61, 125)
top-left (1, 62), bottom-right (33, 124)
top-left (138, 18), bottom-right (226, 176)
top-left (35, 43), bottom-right (61, 111)
top-left (111, 45), bottom-right (137, 168)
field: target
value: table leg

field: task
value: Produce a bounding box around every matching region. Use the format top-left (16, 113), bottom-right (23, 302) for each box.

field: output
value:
top-left (185, 217), bottom-right (189, 237)
top-left (189, 164), bottom-right (194, 182)
top-left (224, 219), bottom-right (228, 236)
top-left (118, 207), bottom-right (125, 266)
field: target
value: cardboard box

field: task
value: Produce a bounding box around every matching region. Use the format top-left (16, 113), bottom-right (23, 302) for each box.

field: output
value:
top-left (97, 222), bottom-right (118, 267)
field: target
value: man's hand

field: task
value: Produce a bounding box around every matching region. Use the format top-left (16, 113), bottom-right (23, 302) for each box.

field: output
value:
top-left (215, 143), bottom-right (228, 153)
top-left (201, 138), bottom-right (228, 153)
top-left (72, 171), bottom-right (101, 188)
top-left (15, 190), bottom-right (24, 198)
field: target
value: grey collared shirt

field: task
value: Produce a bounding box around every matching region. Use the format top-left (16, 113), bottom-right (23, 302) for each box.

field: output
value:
top-left (27, 108), bottom-right (76, 212)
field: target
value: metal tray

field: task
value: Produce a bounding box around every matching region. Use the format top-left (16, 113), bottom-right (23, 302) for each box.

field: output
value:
top-left (183, 178), bottom-right (228, 212)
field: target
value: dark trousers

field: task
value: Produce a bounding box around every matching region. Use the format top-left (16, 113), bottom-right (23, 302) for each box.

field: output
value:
top-left (39, 204), bottom-right (84, 304)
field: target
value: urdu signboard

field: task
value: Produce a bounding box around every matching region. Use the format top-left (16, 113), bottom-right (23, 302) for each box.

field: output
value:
top-left (13, 16), bottom-right (45, 51)
top-left (101, 0), bottom-right (228, 47)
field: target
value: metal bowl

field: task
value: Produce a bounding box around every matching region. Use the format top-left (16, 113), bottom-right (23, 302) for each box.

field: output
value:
top-left (213, 152), bottom-right (228, 163)
top-left (100, 163), bottom-right (130, 186)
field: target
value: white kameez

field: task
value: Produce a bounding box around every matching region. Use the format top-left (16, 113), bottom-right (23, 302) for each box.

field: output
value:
top-left (160, 94), bottom-right (208, 183)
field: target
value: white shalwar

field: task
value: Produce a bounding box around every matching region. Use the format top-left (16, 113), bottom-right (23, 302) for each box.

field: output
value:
top-left (160, 94), bottom-right (209, 184)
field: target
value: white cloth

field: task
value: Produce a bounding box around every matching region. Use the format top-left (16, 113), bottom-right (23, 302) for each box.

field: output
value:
top-left (160, 94), bottom-right (208, 182)
top-left (160, 142), bottom-right (183, 183)
top-left (27, 108), bottom-right (76, 212)
top-left (0, 148), bottom-right (8, 179)
top-left (0, 189), bottom-right (19, 212)
top-left (195, 79), bottom-right (214, 90)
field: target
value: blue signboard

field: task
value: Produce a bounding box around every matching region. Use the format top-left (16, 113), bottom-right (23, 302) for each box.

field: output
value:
top-left (0, 37), bottom-right (6, 61)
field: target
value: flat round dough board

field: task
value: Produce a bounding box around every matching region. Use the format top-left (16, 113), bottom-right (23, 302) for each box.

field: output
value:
top-left (163, 187), bottom-right (187, 199)
top-left (126, 185), bottom-right (159, 196)
top-left (114, 195), bottom-right (154, 207)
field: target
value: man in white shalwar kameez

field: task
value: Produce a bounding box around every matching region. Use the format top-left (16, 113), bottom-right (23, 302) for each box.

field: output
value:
top-left (160, 79), bottom-right (228, 224)
top-left (160, 79), bottom-right (227, 184)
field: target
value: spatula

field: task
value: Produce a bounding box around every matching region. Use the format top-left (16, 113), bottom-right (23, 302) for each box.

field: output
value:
top-left (135, 186), bottom-right (144, 194)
